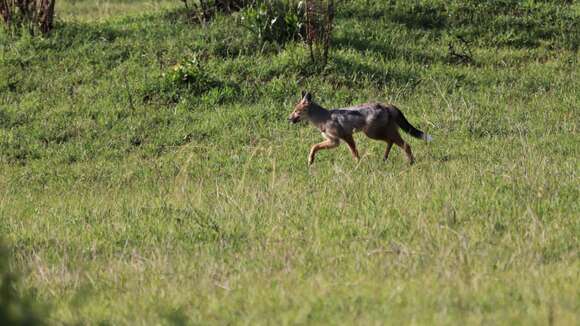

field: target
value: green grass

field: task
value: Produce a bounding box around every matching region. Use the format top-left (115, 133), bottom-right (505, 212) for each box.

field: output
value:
top-left (57, 0), bottom-right (179, 21)
top-left (1, 0), bottom-right (579, 324)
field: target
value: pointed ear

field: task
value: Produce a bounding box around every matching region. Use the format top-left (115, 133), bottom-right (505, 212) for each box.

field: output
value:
top-left (301, 90), bottom-right (306, 98)
top-left (303, 92), bottom-right (313, 102)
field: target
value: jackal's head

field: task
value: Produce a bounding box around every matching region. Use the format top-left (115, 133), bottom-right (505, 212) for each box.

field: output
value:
top-left (289, 91), bottom-right (313, 124)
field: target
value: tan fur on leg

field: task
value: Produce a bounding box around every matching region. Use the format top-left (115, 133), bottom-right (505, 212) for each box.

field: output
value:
top-left (308, 139), bottom-right (339, 165)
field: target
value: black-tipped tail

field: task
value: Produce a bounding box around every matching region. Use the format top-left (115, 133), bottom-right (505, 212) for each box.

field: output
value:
top-left (391, 106), bottom-right (432, 141)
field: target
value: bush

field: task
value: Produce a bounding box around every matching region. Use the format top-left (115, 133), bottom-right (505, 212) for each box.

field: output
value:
top-left (157, 55), bottom-right (240, 104)
top-left (164, 56), bottom-right (217, 93)
top-left (239, 0), bottom-right (305, 46)
top-left (238, 0), bottom-right (336, 68)
top-left (182, 0), bottom-right (253, 22)
top-left (0, 0), bottom-right (56, 35)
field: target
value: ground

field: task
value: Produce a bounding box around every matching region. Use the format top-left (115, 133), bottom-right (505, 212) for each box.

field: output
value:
top-left (0, 0), bottom-right (578, 324)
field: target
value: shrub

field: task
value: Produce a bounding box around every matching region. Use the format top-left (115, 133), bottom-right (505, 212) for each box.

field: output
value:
top-left (164, 56), bottom-right (217, 94)
top-left (0, 0), bottom-right (56, 35)
top-left (238, 0), bottom-right (337, 68)
top-left (239, 0), bottom-right (305, 46)
top-left (157, 55), bottom-right (242, 104)
top-left (181, 0), bottom-right (253, 22)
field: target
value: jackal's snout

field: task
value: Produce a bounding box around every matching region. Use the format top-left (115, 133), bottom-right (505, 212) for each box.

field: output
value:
top-left (289, 91), bottom-right (313, 124)
top-left (288, 113), bottom-right (301, 124)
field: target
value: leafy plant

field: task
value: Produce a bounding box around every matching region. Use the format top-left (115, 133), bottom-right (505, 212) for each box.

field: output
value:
top-left (181, 0), bottom-right (253, 22)
top-left (164, 56), bottom-right (217, 93)
top-left (239, 0), bottom-right (305, 46)
top-left (158, 54), bottom-right (241, 104)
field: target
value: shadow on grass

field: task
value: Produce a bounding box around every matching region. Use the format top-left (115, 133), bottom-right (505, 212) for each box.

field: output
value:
top-left (337, 1), bottom-right (447, 30)
top-left (44, 22), bottom-right (130, 50)
top-left (337, 1), bottom-right (578, 49)
top-left (333, 36), bottom-right (439, 65)
top-left (327, 56), bottom-right (421, 89)
top-left (0, 242), bottom-right (46, 325)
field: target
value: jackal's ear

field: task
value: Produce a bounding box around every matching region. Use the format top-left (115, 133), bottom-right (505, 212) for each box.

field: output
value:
top-left (302, 91), bottom-right (312, 102)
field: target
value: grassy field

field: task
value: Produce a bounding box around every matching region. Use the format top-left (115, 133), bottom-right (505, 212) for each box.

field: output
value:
top-left (1, 0), bottom-right (579, 324)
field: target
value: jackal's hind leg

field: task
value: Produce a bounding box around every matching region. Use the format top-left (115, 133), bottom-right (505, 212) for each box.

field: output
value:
top-left (383, 142), bottom-right (393, 161)
top-left (309, 139), bottom-right (339, 165)
top-left (394, 139), bottom-right (415, 164)
top-left (341, 134), bottom-right (360, 161)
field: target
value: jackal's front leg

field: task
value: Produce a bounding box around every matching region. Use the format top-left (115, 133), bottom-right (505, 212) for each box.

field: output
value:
top-left (308, 139), bottom-right (339, 165)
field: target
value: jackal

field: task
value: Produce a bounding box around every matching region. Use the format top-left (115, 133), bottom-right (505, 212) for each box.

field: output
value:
top-left (289, 92), bottom-right (432, 165)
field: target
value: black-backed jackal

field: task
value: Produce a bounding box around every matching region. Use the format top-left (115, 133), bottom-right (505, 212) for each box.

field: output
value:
top-left (289, 92), bottom-right (432, 165)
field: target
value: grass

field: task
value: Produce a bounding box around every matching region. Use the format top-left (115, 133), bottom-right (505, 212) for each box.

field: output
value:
top-left (56, 0), bottom-right (179, 21)
top-left (0, 0), bottom-right (579, 324)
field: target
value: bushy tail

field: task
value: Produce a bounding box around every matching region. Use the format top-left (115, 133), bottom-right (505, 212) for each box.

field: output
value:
top-left (390, 106), bottom-right (432, 142)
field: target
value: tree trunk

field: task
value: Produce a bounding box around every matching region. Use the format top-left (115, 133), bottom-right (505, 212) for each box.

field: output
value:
top-left (39, 0), bottom-right (56, 34)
